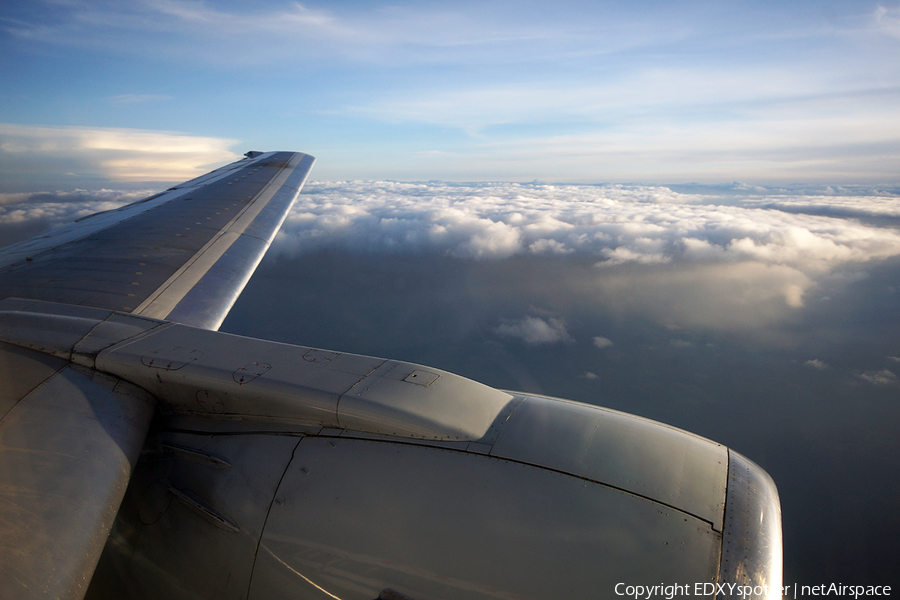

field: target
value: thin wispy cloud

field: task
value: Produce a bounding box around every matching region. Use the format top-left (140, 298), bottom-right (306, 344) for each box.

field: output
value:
top-left (874, 4), bottom-right (900, 38)
top-left (2, 0), bottom-right (581, 64)
top-left (3, 1), bottom-right (899, 183)
top-left (7, 1), bottom-right (893, 66)
top-left (340, 85), bottom-right (900, 182)
top-left (146, 0), bottom-right (352, 40)
top-left (740, 194), bottom-right (900, 219)
top-left (108, 94), bottom-right (172, 105)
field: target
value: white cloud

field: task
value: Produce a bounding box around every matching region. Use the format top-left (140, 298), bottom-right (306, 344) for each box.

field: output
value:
top-left (494, 316), bottom-right (572, 345)
top-left (740, 195), bottom-right (900, 219)
top-left (584, 371), bottom-right (599, 380)
top-left (0, 189), bottom-right (153, 247)
top-left (858, 370), bottom-right (899, 385)
top-left (805, 359), bottom-right (829, 370)
top-left (593, 336), bottom-right (613, 349)
top-left (599, 244), bottom-right (671, 267)
top-left (266, 180), bottom-right (900, 332)
top-left (0, 192), bottom-right (37, 206)
top-left (277, 182), bottom-right (900, 273)
top-left (0, 190), bottom-right (150, 220)
top-left (0, 124), bottom-right (238, 182)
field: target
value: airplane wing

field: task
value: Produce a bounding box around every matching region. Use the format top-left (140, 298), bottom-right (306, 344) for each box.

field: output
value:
top-left (0, 151), bottom-right (782, 600)
top-left (0, 151), bottom-right (315, 330)
top-left (0, 152), bottom-right (314, 599)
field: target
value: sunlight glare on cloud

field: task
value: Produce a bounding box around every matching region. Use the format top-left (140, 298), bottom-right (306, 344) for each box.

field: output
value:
top-left (0, 124), bottom-right (238, 182)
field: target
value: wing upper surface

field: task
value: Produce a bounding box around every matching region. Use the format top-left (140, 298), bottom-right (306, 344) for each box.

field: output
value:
top-left (0, 151), bottom-right (314, 330)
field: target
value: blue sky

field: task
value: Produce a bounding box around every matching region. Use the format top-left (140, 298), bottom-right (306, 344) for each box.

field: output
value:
top-left (1, 0), bottom-right (899, 186)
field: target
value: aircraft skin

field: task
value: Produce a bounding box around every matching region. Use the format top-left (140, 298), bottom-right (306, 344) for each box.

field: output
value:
top-left (0, 152), bottom-right (782, 600)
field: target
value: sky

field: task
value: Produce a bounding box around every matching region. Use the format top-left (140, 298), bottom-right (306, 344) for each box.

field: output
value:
top-left (2, 0), bottom-right (900, 595)
top-left (1, 0), bottom-right (900, 185)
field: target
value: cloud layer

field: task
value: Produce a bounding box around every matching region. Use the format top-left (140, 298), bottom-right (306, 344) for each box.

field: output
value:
top-left (4, 179), bottom-right (899, 335)
top-left (278, 181), bottom-right (900, 273)
top-left (0, 189), bottom-right (145, 246)
top-left (265, 181), bottom-right (900, 332)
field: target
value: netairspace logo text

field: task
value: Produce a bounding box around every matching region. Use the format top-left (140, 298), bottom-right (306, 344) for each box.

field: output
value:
top-left (614, 582), bottom-right (892, 599)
